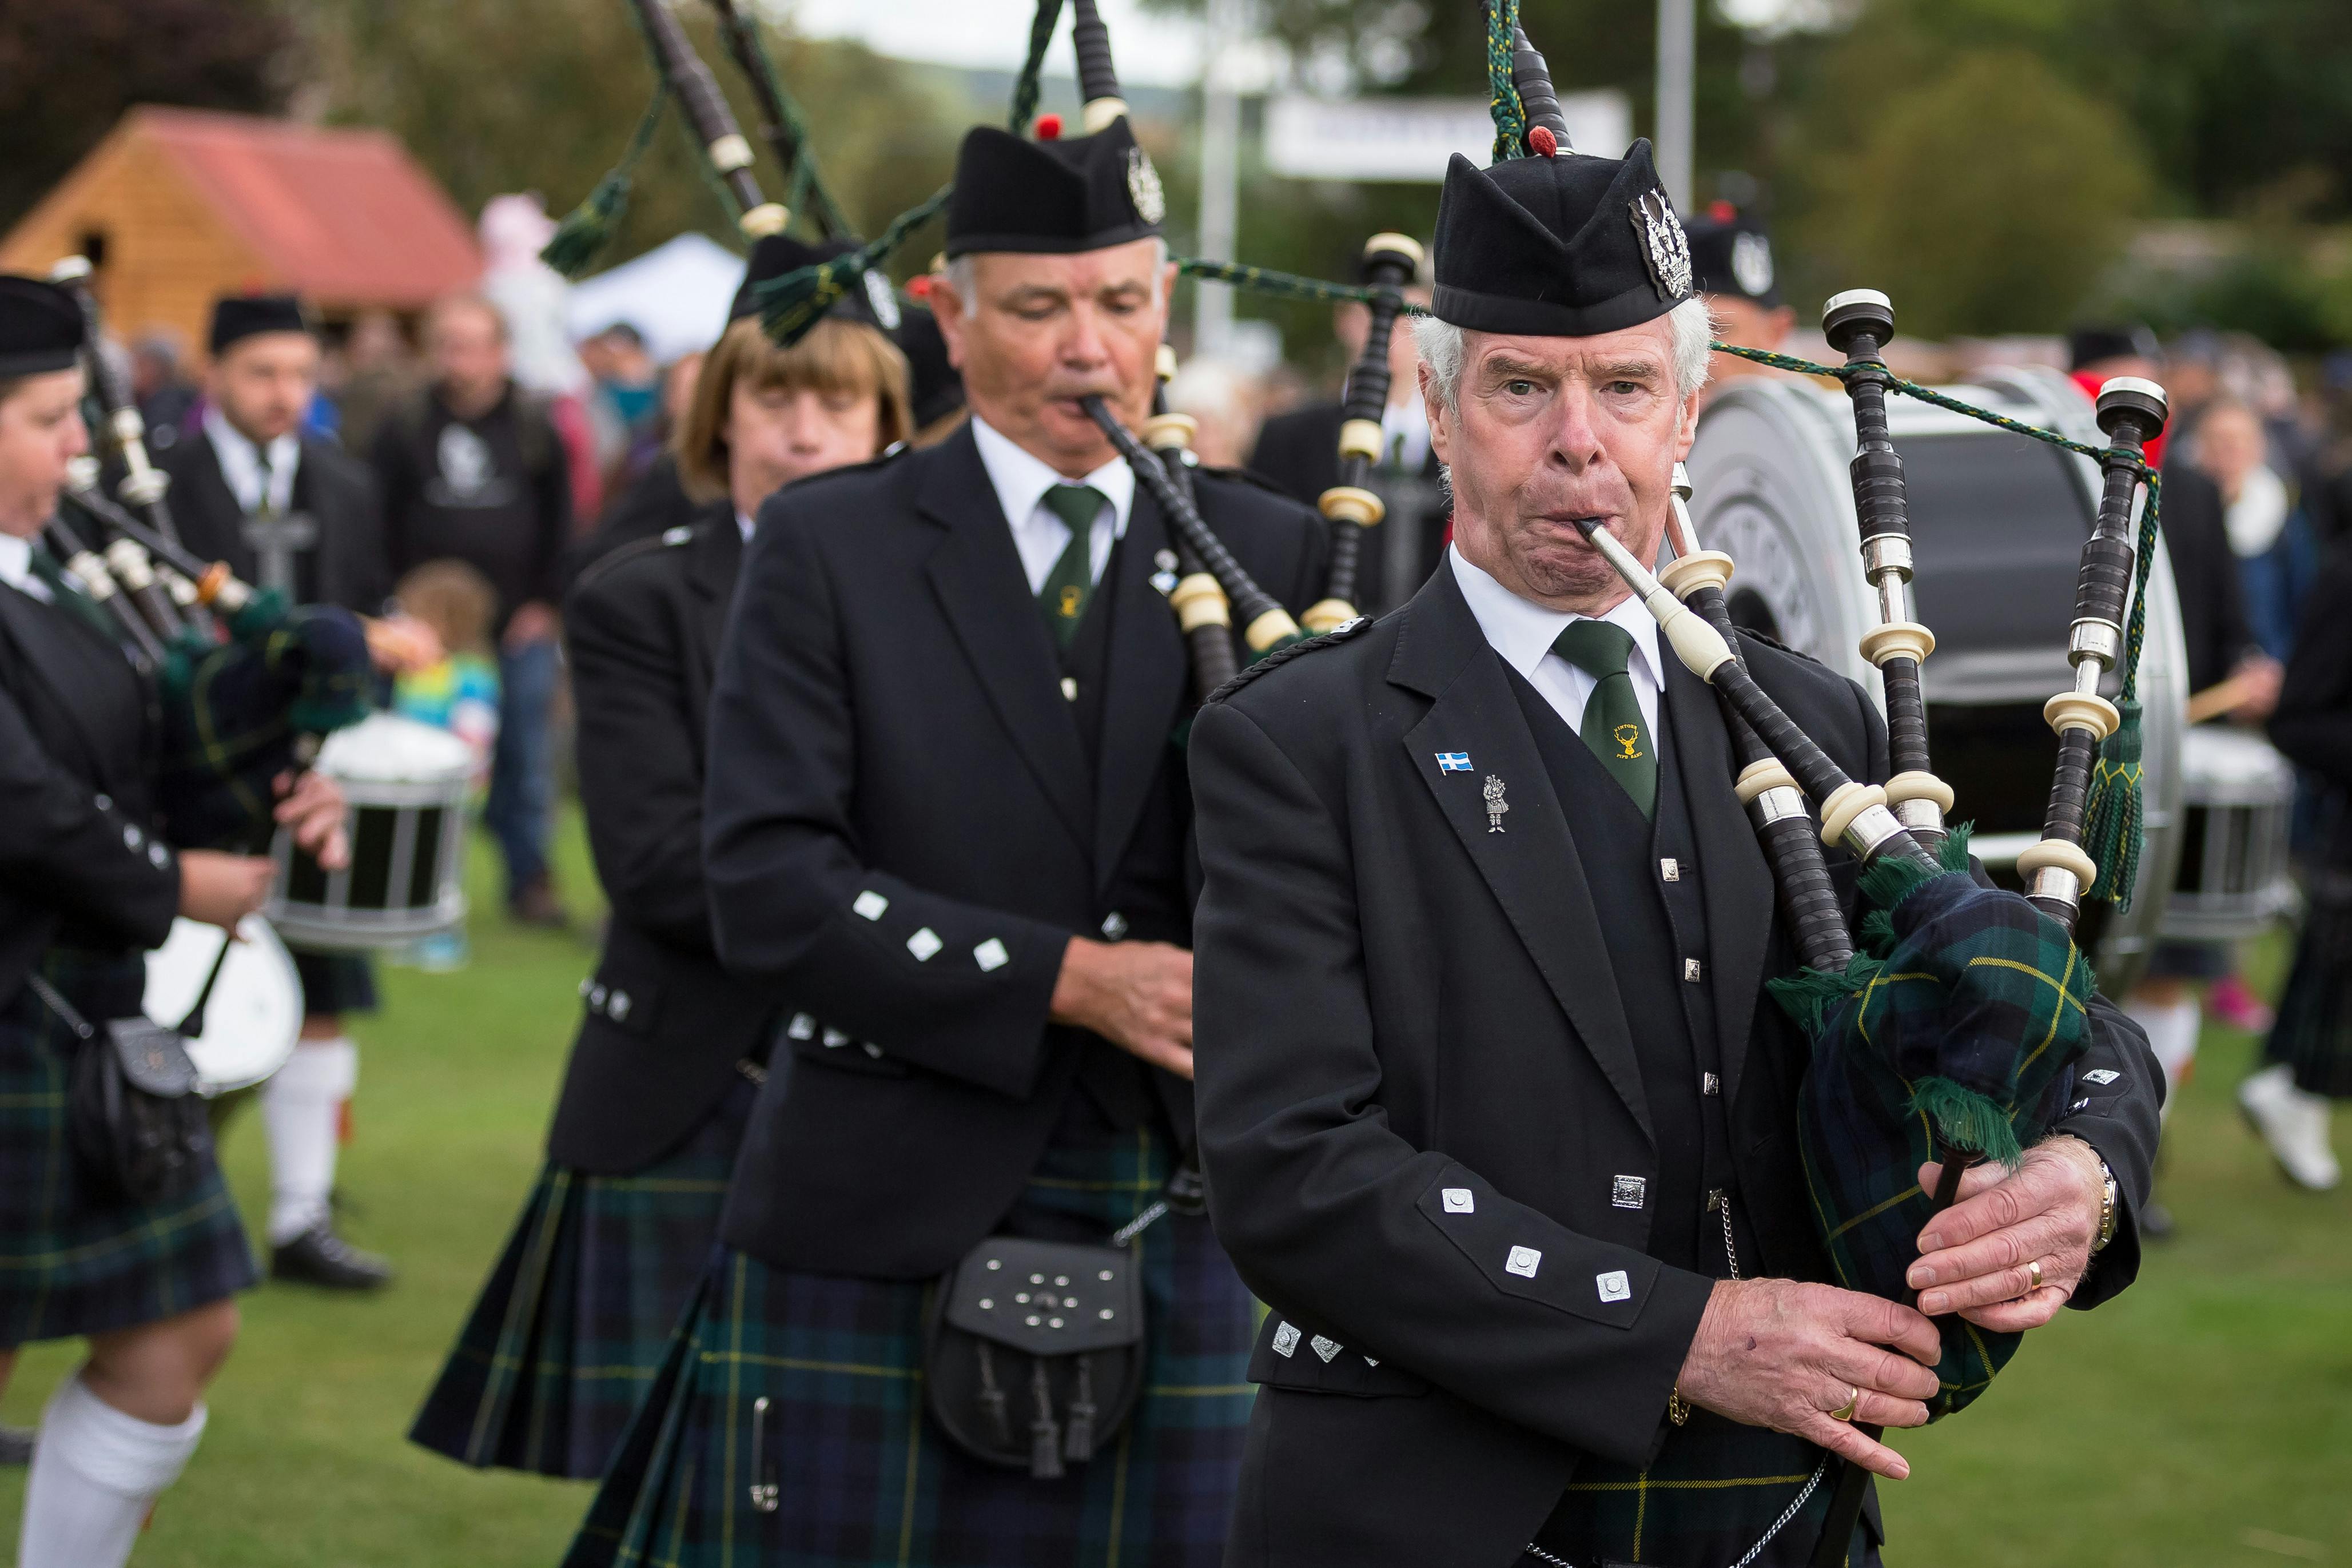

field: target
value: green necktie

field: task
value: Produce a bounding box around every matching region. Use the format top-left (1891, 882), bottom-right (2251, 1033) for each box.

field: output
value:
top-left (28, 546), bottom-right (119, 644)
top-left (1037, 484), bottom-right (1106, 649)
top-left (1552, 619), bottom-right (1658, 820)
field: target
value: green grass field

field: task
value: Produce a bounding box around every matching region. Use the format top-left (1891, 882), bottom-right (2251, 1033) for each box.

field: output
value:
top-left (3, 813), bottom-right (2347, 1565)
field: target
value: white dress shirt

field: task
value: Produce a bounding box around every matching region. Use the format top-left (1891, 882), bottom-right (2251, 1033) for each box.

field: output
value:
top-left (1448, 544), bottom-right (1664, 737)
top-left (0, 531), bottom-right (47, 602)
top-left (204, 407), bottom-right (300, 515)
top-left (735, 510), bottom-right (755, 542)
top-left (970, 415), bottom-right (1137, 594)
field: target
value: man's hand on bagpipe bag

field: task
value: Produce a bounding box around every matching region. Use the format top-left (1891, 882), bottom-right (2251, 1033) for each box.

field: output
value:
top-left (1908, 1133), bottom-right (2108, 1331)
top-left (1675, 1279), bottom-right (1943, 1482)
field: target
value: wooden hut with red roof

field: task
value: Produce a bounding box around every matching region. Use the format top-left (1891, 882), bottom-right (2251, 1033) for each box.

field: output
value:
top-left (0, 106), bottom-right (481, 357)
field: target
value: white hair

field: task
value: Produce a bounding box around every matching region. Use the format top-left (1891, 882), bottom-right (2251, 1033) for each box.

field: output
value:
top-left (942, 238), bottom-right (1170, 318)
top-left (1411, 295), bottom-right (1716, 412)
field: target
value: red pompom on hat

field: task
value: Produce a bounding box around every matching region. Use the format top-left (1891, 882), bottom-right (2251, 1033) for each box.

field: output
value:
top-left (1526, 125), bottom-right (1557, 158)
top-left (1034, 113), bottom-right (1063, 141)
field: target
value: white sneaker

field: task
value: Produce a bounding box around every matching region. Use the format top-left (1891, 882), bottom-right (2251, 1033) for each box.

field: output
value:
top-left (2239, 1064), bottom-right (2342, 1191)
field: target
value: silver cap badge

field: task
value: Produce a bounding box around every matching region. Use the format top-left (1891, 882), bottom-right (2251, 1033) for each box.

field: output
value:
top-left (1631, 188), bottom-right (1693, 302)
top-left (1127, 146), bottom-right (1167, 226)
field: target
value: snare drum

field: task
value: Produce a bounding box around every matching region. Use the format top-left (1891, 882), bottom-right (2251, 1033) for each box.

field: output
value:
top-left (143, 914), bottom-right (304, 1096)
top-left (2162, 726), bottom-right (2297, 943)
top-left (269, 712), bottom-right (472, 952)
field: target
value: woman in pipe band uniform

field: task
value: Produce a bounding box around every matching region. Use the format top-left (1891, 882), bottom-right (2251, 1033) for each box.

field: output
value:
top-left (409, 234), bottom-right (913, 1481)
top-left (0, 275), bottom-right (347, 1568)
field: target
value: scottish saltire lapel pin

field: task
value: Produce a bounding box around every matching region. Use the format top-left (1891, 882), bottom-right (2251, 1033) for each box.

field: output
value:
top-left (1483, 774), bottom-right (1509, 833)
top-left (1436, 751), bottom-right (1472, 772)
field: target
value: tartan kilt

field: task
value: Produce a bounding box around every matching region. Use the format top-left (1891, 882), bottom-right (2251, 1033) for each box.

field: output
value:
top-left (2263, 879), bottom-right (2352, 1099)
top-left (565, 1127), bottom-right (1257, 1568)
top-left (0, 952), bottom-right (258, 1350)
top-left (289, 948), bottom-right (377, 1016)
top-left (1528, 1411), bottom-right (1879, 1568)
top-left (410, 1076), bottom-right (753, 1479)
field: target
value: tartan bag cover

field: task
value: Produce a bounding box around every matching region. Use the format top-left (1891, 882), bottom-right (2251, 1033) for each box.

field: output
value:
top-left (1769, 829), bottom-right (2090, 1419)
top-left (155, 594), bottom-right (373, 851)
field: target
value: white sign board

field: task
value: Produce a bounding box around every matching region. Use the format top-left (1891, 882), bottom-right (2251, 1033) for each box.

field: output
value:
top-left (1264, 92), bottom-right (1633, 183)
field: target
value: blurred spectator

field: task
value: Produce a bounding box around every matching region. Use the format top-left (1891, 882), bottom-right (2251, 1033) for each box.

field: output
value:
top-left (1165, 357), bottom-right (1261, 469)
top-left (389, 559), bottom-right (502, 972)
top-left (1686, 204), bottom-right (1794, 409)
top-left (1251, 283), bottom-right (1445, 612)
top-left (579, 321), bottom-right (663, 492)
top-left (130, 328), bottom-right (198, 452)
top-left (479, 192), bottom-right (602, 526)
top-left (2068, 324), bottom-right (2168, 465)
top-left (2197, 398), bottom-right (2317, 663)
top-left (374, 293), bottom-right (573, 927)
top-left (566, 351), bottom-right (707, 583)
top-left (337, 310), bottom-right (416, 457)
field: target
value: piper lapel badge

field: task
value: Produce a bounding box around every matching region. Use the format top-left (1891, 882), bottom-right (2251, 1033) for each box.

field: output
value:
top-left (1482, 774), bottom-right (1509, 833)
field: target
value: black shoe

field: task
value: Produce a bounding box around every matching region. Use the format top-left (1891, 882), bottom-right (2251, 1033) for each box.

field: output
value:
top-left (0, 1423), bottom-right (32, 1466)
top-left (272, 1223), bottom-right (395, 1290)
top-left (2139, 1199), bottom-right (2175, 1241)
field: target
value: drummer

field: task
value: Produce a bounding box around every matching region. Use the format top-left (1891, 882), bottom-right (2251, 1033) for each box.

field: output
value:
top-left (0, 275), bottom-right (348, 1567)
top-left (1683, 204), bottom-right (1794, 409)
top-left (408, 234), bottom-right (912, 1481)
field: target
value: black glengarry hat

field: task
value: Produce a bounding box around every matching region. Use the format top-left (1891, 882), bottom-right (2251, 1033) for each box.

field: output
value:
top-left (2066, 324), bottom-right (2160, 373)
top-left (1432, 138), bottom-right (1693, 337)
top-left (209, 293), bottom-right (311, 356)
top-left (0, 276), bottom-right (86, 377)
top-left (945, 118), bottom-right (1166, 258)
top-left (730, 235), bottom-right (903, 333)
top-left (1684, 202), bottom-right (1781, 308)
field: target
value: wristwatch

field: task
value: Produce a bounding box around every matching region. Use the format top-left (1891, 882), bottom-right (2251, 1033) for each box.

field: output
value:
top-left (2090, 1157), bottom-right (2119, 1255)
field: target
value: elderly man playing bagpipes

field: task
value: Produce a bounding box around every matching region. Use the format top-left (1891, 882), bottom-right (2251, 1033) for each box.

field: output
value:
top-left (1187, 121), bottom-right (2164, 1568)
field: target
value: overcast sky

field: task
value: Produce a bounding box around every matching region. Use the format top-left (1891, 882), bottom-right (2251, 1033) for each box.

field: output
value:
top-left (779, 0), bottom-right (1806, 89)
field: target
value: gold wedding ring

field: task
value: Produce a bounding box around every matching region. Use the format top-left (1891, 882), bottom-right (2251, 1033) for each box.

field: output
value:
top-left (1831, 1388), bottom-right (1859, 1423)
top-left (2028, 1259), bottom-right (2044, 1293)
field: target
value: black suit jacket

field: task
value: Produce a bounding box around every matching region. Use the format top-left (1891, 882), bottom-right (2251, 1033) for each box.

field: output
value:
top-left (2271, 542), bottom-right (2352, 873)
top-left (1187, 563), bottom-right (2163, 1568)
top-left (0, 580), bottom-right (182, 1004)
top-left (161, 429), bottom-right (392, 615)
top-left (705, 423), bottom-right (1326, 1278)
top-left (547, 506), bottom-right (783, 1173)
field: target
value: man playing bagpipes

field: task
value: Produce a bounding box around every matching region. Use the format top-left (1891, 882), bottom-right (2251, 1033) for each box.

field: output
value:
top-left (162, 293), bottom-right (408, 1292)
top-left (564, 113), bottom-right (1327, 1568)
top-left (1185, 137), bottom-right (2163, 1567)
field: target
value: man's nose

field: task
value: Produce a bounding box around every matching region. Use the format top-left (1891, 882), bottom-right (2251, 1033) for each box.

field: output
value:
top-left (1546, 386), bottom-right (1604, 468)
top-left (1058, 305), bottom-right (1110, 369)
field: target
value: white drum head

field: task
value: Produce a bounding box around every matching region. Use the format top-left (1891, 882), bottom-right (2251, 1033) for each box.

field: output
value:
top-left (143, 915), bottom-right (305, 1096)
top-left (316, 712), bottom-right (475, 787)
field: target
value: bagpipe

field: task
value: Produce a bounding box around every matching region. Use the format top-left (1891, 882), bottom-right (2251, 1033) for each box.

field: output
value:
top-left (1303, 233), bottom-right (1424, 634)
top-left (1061, 0), bottom-right (1304, 673)
top-left (62, 481), bottom-right (371, 855)
top-left (45, 267), bottom-right (370, 854)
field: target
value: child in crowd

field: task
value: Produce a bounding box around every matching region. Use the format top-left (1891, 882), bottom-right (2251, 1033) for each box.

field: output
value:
top-left (389, 560), bottom-right (502, 969)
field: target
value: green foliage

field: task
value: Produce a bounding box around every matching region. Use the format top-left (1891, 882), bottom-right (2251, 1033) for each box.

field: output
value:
top-left (0, 0), bottom-right (295, 229)
top-left (1780, 48), bottom-right (2151, 337)
top-left (301, 0), bottom-right (960, 269)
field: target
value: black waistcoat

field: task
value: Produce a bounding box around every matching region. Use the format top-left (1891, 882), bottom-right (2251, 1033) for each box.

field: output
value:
top-left (1506, 671), bottom-right (1756, 1277)
top-left (1054, 537), bottom-right (1183, 1136)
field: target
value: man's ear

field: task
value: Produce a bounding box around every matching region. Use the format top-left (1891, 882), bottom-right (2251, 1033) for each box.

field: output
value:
top-left (932, 286), bottom-right (969, 372)
top-left (1672, 388), bottom-right (1701, 461)
top-left (1421, 363), bottom-right (1451, 466)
